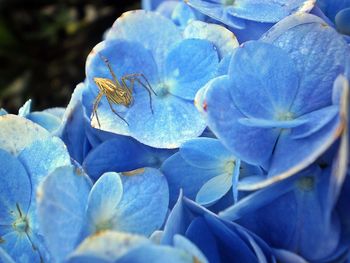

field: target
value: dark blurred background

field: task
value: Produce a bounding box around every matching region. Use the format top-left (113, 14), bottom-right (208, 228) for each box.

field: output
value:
top-left (0, 0), bottom-right (140, 113)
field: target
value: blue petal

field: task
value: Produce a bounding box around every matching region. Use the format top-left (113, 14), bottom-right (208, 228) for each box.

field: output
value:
top-left (185, 217), bottom-right (221, 263)
top-left (105, 10), bottom-right (182, 69)
top-left (171, 2), bottom-right (197, 28)
top-left (164, 38), bottom-right (219, 100)
top-left (196, 75), bottom-right (279, 165)
top-left (268, 114), bottom-right (342, 178)
top-left (335, 7), bottom-right (350, 35)
top-left (118, 244), bottom-right (199, 263)
top-left (0, 108), bottom-right (7, 116)
top-left (57, 83), bottom-right (90, 164)
top-left (161, 153), bottom-right (220, 206)
top-left (67, 231), bottom-right (150, 263)
top-left (127, 95), bottom-right (206, 148)
top-left (273, 249), bottom-right (308, 263)
top-left (226, 0), bottom-right (315, 23)
top-left (18, 137), bottom-right (71, 231)
top-left (37, 165), bottom-right (92, 262)
top-left (26, 112), bottom-right (61, 133)
top-left (183, 20), bottom-right (239, 59)
top-left (228, 41), bottom-right (300, 120)
top-left (0, 115), bottom-right (50, 155)
top-left (1, 232), bottom-right (42, 263)
top-left (196, 174), bottom-right (232, 206)
top-left (0, 149), bottom-right (31, 225)
top-left (42, 107), bottom-right (65, 119)
top-left (0, 247), bottom-right (15, 263)
top-left (180, 138), bottom-right (234, 169)
top-left (18, 99), bottom-right (32, 117)
top-left (173, 234), bottom-right (208, 263)
top-left (110, 168), bottom-right (169, 236)
top-left (186, 0), bottom-right (247, 29)
top-left (291, 105), bottom-right (339, 139)
top-left (161, 191), bottom-right (192, 245)
top-left (85, 39), bottom-right (159, 135)
top-left (86, 172), bottom-right (123, 234)
top-left (262, 14), bottom-right (350, 115)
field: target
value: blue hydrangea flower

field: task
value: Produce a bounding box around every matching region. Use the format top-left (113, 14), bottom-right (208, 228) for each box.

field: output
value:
top-left (196, 14), bottom-right (350, 189)
top-left (0, 114), bottom-right (71, 262)
top-left (84, 10), bottom-right (237, 148)
top-left (67, 230), bottom-right (208, 263)
top-left (37, 166), bottom-right (169, 262)
top-left (161, 137), bottom-right (262, 207)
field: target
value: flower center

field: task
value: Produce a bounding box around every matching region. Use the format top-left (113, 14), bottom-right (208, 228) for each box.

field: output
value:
top-left (296, 176), bottom-right (315, 191)
top-left (156, 83), bottom-right (171, 98)
top-left (12, 204), bottom-right (29, 233)
top-left (222, 0), bottom-right (235, 5)
top-left (276, 111), bottom-right (295, 121)
top-left (224, 160), bottom-right (235, 175)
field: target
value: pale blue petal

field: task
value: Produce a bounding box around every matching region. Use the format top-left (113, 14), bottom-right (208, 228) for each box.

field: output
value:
top-left (226, 0), bottom-right (315, 23)
top-left (18, 137), bottom-right (71, 232)
top-left (0, 115), bottom-right (50, 155)
top-left (196, 174), bottom-right (232, 206)
top-left (183, 20), bottom-right (239, 59)
top-left (173, 235), bottom-right (208, 263)
top-left (86, 172), bottom-right (123, 234)
top-left (105, 10), bottom-right (182, 70)
top-left (118, 244), bottom-right (197, 263)
top-left (179, 137), bottom-right (234, 169)
top-left (18, 99), bottom-right (32, 117)
top-left (26, 112), bottom-right (61, 133)
top-left (171, 2), bottom-right (197, 28)
top-left (0, 149), bottom-right (31, 225)
top-left (161, 153), bottom-right (221, 206)
top-left (0, 232), bottom-right (42, 263)
top-left (0, 247), bottom-right (15, 263)
top-left (127, 95), bottom-right (206, 148)
top-left (67, 231), bottom-right (150, 263)
top-left (262, 14), bottom-right (350, 115)
top-left (37, 165), bottom-right (92, 262)
top-left (186, 0), bottom-right (247, 29)
top-left (0, 108), bottom-right (7, 116)
top-left (111, 168), bottom-right (169, 236)
top-left (42, 107), bottom-right (65, 119)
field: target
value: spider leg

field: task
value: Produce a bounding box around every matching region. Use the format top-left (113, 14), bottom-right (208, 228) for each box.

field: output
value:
top-left (122, 74), bottom-right (156, 114)
top-left (91, 92), bottom-right (103, 128)
top-left (106, 97), bottom-right (129, 126)
top-left (98, 53), bottom-right (121, 86)
top-left (123, 73), bottom-right (157, 95)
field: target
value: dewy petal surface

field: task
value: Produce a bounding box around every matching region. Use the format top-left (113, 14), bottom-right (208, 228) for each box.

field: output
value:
top-left (262, 14), bottom-right (350, 116)
top-left (0, 115), bottom-right (50, 155)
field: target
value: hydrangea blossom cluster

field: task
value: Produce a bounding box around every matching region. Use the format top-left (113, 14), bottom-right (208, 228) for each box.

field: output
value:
top-left (1, 0), bottom-right (350, 262)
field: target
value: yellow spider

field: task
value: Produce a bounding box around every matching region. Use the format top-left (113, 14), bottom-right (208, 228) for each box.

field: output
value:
top-left (91, 54), bottom-right (156, 126)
